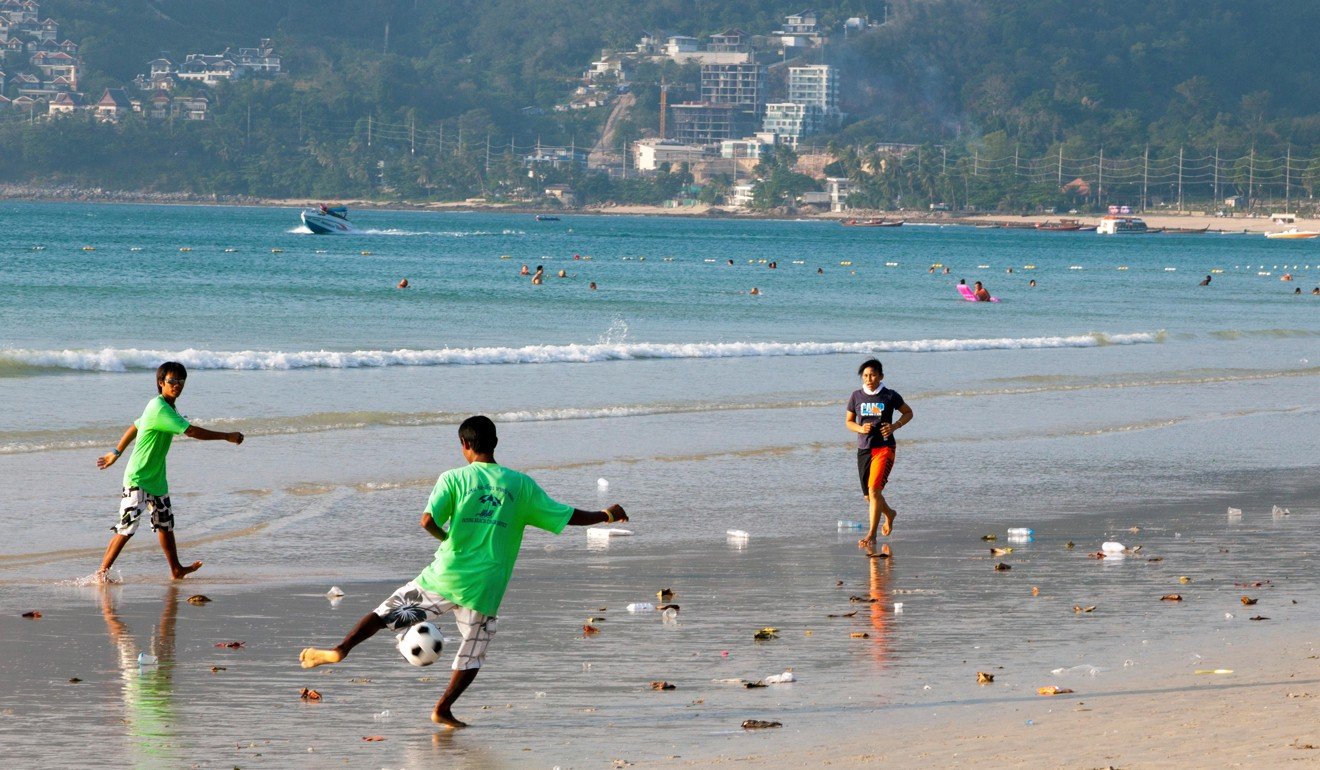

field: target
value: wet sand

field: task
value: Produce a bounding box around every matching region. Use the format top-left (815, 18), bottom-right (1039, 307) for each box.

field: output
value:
top-left (2, 469), bottom-right (1316, 768)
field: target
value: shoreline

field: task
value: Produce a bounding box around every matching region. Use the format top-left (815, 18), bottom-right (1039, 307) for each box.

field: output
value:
top-left (4, 184), bottom-right (1315, 232)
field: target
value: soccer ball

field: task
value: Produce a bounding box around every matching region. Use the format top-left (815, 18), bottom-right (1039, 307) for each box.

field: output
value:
top-left (396, 622), bottom-right (444, 667)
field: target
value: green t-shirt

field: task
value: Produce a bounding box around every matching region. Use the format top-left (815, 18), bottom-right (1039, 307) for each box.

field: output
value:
top-left (414, 462), bottom-right (573, 616)
top-left (123, 396), bottom-right (190, 496)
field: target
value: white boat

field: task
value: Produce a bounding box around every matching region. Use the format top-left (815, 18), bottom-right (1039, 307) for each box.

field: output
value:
top-left (1097, 215), bottom-right (1160, 235)
top-left (1264, 227), bottom-right (1319, 240)
top-left (300, 205), bottom-right (356, 234)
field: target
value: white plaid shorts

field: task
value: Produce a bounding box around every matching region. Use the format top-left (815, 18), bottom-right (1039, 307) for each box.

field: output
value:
top-left (373, 581), bottom-right (497, 671)
top-left (112, 487), bottom-right (174, 536)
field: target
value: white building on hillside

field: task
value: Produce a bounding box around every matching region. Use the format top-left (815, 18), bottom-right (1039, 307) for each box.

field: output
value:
top-left (633, 138), bottom-right (708, 171)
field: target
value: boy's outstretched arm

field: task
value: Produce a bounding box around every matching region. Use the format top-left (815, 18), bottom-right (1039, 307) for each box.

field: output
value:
top-left (184, 425), bottom-right (244, 444)
top-left (96, 425), bottom-right (137, 469)
top-left (568, 504), bottom-right (628, 526)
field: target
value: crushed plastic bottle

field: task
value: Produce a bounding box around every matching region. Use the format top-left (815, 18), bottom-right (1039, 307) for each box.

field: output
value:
top-left (763, 671), bottom-right (796, 684)
top-left (1101, 542), bottom-right (1125, 554)
top-left (1051, 664), bottom-right (1102, 677)
top-left (1227, 507), bottom-right (1243, 518)
top-left (137, 652), bottom-right (158, 666)
top-left (1272, 505), bottom-right (1290, 517)
top-left (325, 586), bottom-right (345, 598)
top-left (837, 520), bottom-right (864, 531)
top-left (661, 607), bottom-right (679, 622)
top-left (625, 602), bottom-right (655, 613)
top-left (372, 709), bottom-right (391, 720)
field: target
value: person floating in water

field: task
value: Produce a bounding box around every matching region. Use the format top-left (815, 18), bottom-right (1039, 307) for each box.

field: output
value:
top-left (397, 278), bottom-right (409, 289)
top-left (749, 287), bottom-right (761, 296)
top-left (1028, 279), bottom-right (1037, 288)
top-left (531, 266), bottom-right (544, 285)
top-left (973, 281), bottom-right (992, 301)
top-left (519, 265), bottom-right (530, 276)
top-left (1199, 275), bottom-right (1212, 286)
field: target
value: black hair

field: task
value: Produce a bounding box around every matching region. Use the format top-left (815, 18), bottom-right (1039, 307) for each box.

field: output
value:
top-left (858, 358), bottom-right (883, 377)
top-left (458, 415), bottom-right (498, 454)
top-left (155, 361), bottom-right (187, 392)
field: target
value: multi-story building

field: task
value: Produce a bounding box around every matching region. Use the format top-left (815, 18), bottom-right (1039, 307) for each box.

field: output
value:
top-left (700, 59), bottom-right (763, 112)
top-left (788, 64), bottom-right (838, 121)
top-left (633, 138), bottom-right (708, 171)
top-left (762, 102), bottom-right (816, 148)
top-left (670, 102), bottom-right (738, 146)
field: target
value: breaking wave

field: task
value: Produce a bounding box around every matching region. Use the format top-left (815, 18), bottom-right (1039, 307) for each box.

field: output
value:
top-left (0, 332), bottom-right (1162, 375)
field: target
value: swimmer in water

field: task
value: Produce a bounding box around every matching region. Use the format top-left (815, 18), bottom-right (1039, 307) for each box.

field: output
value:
top-left (397, 278), bottom-right (409, 289)
top-left (1028, 279), bottom-right (1036, 287)
top-left (520, 265), bottom-right (530, 276)
top-left (531, 266), bottom-right (544, 285)
top-left (588, 282), bottom-right (597, 291)
top-left (557, 269), bottom-right (567, 278)
top-left (1199, 275), bottom-right (1211, 286)
top-left (749, 287), bottom-right (761, 296)
top-left (973, 281), bottom-right (991, 301)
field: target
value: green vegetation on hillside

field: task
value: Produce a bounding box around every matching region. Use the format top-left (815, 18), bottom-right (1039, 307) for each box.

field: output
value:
top-left (3, 0), bottom-right (1318, 211)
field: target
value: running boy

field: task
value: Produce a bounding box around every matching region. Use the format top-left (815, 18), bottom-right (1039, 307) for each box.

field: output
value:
top-left (299, 415), bottom-right (628, 728)
top-left (95, 362), bottom-right (244, 580)
top-left (846, 359), bottom-right (914, 549)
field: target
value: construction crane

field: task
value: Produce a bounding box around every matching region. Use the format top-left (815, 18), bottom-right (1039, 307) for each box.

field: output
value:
top-left (658, 78), bottom-right (669, 139)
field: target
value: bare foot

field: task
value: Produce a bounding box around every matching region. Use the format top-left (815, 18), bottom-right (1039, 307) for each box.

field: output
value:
top-left (171, 561), bottom-right (203, 579)
top-left (881, 510), bottom-right (896, 537)
top-left (300, 647), bottom-right (343, 668)
top-left (432, 705), bottom-right (468, 729)
top-left (857, 536), bottom-right (876, 549)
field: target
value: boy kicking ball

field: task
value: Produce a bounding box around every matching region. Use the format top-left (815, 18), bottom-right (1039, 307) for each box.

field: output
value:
top-left (95, 362), bottom-right (244, 580)
top-left (300, 415), bottom-right (628, 728)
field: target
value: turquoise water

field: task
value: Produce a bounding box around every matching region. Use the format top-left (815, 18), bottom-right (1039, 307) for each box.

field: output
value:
top-left (0, 201), bottom-right (1316, 570)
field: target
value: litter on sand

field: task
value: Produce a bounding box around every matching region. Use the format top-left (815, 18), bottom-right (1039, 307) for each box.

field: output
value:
top-left (186, 595), bottom-right (212, 605)
top-left (977, 672), bottom-right (994, 684)
top-left (299, 687), bottom-right (322, 701)
top-left (649, 681), bottom-right (676, 690)
top-left (763, 671), bottom-right (795, 684)
top-left (325, 586), bottom-right (345, 598)
top-left (742, 720), bottom-right (782, 729)
top-left (1227, 507), bottom-right (1243, 518)
top-left (587, 528), bottom-right (633, 539)
top-left (1037, 686), bottom-right (1074, 696)
top-left (20, 611), bottom-right (41, 619)
top-left (754, 627), bottom-right (779, 640)
top-left (1051, 665), bottom-right (1101, 677)
top-left (1160, 594), bottom-right (1183, 602)
top-left (1195, 669), bottom-right (1234, 675)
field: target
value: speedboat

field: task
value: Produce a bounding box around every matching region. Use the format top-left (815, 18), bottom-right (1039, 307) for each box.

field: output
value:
top-left (301, 205), bottom-right (356, 234)
top-left (1264, 227), bottom-right (1319, 240)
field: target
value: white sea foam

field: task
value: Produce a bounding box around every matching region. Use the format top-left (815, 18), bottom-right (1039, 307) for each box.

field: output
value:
top-left (0, 333), bottom-right (1161, 374)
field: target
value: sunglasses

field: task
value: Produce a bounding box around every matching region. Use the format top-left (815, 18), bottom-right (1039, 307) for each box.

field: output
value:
top-left (163, 378), bottom-right (187, 386)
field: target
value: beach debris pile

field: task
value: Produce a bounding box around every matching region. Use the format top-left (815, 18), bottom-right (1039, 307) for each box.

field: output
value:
top-left (741, 720), bottom-right (782, 729)
top-left (649, 681), bottom-right (676, 691)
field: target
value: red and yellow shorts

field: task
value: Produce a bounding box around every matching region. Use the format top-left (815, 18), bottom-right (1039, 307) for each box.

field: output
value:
top-left (856, 446), bottom-right (896, 495)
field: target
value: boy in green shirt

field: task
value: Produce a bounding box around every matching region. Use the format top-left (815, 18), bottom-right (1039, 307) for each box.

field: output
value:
top-left (300, 415), bottom-right (628, 728)
top-left (95, 362), bottom-right (244, 580)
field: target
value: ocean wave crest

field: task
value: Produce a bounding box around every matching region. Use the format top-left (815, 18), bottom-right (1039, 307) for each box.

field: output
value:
top-left (0, 333), bottom-right (1161, 374)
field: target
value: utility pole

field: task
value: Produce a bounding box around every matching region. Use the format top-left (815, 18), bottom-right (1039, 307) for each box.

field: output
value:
top-left (1248, 146), bottom-right (1255, 208)
top-left (1057, 146), bottom-right (1063, 186)
top-left (367, 115), bottom-right (372, 147)
top-left (409, 114), bottom-right (415, 155)
top-left (1177, 146), bottom-right (1184, 213)
top-left (1213, 145), bottom-right (1220, 206)
top-left (1142, 145), bottom-right (1149, 212)
top-left (485, 131), bottom-right (491, 176)
top-left (973, 148), bottom-right (978, 177)
top-left (1097, 148), bottom-right (1104, 204)
top-left (438, 124), bottom-right (444, 155)
top-left (1285, 145), bottom-right (1292, 212)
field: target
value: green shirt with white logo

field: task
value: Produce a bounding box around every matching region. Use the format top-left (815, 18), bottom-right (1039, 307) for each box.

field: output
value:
top-left (414, 462), bottom-right (573, 616)
top-left (123, 396), bottom-right (190, 496)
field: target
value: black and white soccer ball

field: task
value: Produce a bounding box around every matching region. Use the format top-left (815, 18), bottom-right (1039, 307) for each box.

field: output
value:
top-left (396, 621), bottom-right (444, 667)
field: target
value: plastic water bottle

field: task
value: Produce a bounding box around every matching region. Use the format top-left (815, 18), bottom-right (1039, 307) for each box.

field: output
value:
top-left (661, 607), bottom-right (679, 622)
top-left (137, 652), bottom-right (158, 666)
top-left (837, 520), bottom-right (864, 531)
top-left (1006, 528), bottom-right (1034, 536)
top-left (1101, 541), bottom-right (1125, 554)
top-left (625, 602), bottom-right (654, 613)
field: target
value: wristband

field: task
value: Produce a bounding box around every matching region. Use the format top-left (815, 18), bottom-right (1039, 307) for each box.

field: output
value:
top-left (604, 509), bottom-right (615, 523)
top-left (111, 448), bottom-right (121, 457)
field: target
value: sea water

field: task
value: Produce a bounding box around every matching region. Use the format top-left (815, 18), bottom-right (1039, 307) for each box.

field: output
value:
top-left (1, 203), bottom-right (1318, 764)
top-left (0, 202), bottom-right (1317, 570)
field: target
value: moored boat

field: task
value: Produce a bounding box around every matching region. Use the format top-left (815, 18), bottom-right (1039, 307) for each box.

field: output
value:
top-left (1035, 219), bottom-right (1084, 231)
top-left (301, 205), bottom-right (356, 234)
top-left (1097, 215), bottom-right (1159, 235)
top-left (1264, 227), bottom-right (1320, 240)
top-left (841, 218), bottom-right (904, 227)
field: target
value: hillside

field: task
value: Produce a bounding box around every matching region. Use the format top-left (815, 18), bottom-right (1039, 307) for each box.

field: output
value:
top-left (3, 0), bottom-right (1319, 208)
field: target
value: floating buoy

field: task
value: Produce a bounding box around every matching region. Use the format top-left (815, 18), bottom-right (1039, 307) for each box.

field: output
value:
top-left (1117, 266), bottom-right (1129, 271)
top-left (179, 247), bottom-right (192, 252)
top-left (791, 260), bottom-right (805, 265)
top-left (1164, 267), bottom-right (1177, 272)
top-left (885, 261), bottom-right (898, 267)
top-left (840, 260), bottom-right (853, 266)
top-left (223, 248), bottom-right (237, 253)
top-left (82, 246), bottom-right (95, 251)
top-left (315, 249), bottom-right (327, 254)
top-left (271, 248), bottom-right (284, 254)
top-left (128, 246), bottom-right (142, 252)
top-left (1211, 268), bottom-right (1224, 274)
top-left (1069, 265), bottom-right (1083, 270)
top-left (499, 254), bottom-right (510, 259)
top-left (704, 258), bottom-right (716, 263)
top-left (1023, 265), bottom-right (1036, 270)
top-left (977, 264), bottom-right (990, 269)
top-left (360, 251), bottom-right (372, 256)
